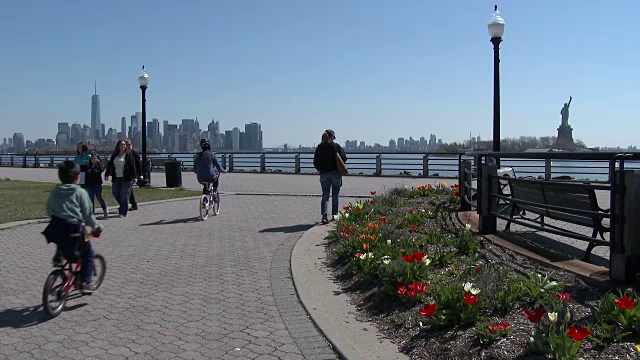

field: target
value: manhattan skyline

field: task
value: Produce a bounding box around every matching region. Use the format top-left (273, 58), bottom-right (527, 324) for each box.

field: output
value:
top-left (1, 1), bottom-right (639, 149)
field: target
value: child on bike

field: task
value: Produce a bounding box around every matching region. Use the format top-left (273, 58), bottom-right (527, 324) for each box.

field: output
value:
top-left (43, 160), bottom-right (102, 292)
top-left (193, 139), bottom-right (226, 196)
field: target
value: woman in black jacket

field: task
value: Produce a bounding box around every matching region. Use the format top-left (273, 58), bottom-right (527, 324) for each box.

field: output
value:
top-left (104, 140), bottom-right (138, 217)
top-left (313, 129), bottom-right (347, 224)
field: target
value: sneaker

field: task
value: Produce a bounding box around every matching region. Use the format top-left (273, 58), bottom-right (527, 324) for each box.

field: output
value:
top-left (129, 206), bottom-right (138, 211)
top-left (321, 215), bottom-right (329, 225)
top-left (118, 214), bottom-right (125, 218)
top-left (103, 209), bottom-right (109, 218)
top-left (52, 253), bottom-right (64, 267)
top-left (79, 282), bottom-right (96, 293)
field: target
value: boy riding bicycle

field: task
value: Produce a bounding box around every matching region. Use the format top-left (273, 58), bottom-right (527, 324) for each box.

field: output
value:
top-left (193, 139), bottom-right (227, 196)
top-left (42, 160), bottom-right (102, 292)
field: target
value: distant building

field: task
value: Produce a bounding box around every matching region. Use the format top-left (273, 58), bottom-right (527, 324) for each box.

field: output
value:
top-left (70, 123), bottom-right (82, 145)
top-left (244, 122), bottom-right (262, 151)
top-left (91, 82), bottom-right (101, 140)
top-left (121, 117), bottom-right (127, 140)
top-left (13, 133), bottom-right (25, 153)
top-left (55, 133), bottom-right (68, 149)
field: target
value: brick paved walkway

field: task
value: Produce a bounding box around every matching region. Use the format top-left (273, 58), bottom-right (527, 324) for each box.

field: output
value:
top-left (0, 168), bottom-right (447, 359)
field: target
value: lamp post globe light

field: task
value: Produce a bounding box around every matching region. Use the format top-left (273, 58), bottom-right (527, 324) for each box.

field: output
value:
top-left (488, 5), bottom-right (505, 157)
top-left (138, 65), bottom-right (149, 186)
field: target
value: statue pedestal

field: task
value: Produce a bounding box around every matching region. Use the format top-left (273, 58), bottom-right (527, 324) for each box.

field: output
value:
top-left (556, 125), bottom-right (574, 149)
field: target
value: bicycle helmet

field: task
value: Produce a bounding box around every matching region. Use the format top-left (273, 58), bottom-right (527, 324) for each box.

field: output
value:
top-left (200, 138), bottom-right (211, 150)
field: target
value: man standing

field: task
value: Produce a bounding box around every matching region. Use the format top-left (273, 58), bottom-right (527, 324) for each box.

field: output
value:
top-left (125, 141), bottom-right (143, 210)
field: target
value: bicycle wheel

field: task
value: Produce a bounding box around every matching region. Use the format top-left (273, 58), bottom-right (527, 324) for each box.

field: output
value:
top-left (213, 191), bottom-right (220, 215)
top-left (92, 254), bottom-right (107, 290)
top-left (199, 195), bottom-right (209, 220)
top-left (42, 270), bottom-right (67, 318)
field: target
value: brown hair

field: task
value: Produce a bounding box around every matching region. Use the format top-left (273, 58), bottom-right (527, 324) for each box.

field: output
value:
top-left (111, 140), bottom-right (126, 158)
top-left (321, 131), bottom-right (331, 145)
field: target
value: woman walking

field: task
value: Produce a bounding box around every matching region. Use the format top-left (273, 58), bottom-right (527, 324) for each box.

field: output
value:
top-left (104, 140), bottom-right (138, 217)
top-left (86, 152), bottom-right (109, 218)
top-left (313, 129), bottom-right (347, 224)
top-left (74, 142), bottom-right (91, 188)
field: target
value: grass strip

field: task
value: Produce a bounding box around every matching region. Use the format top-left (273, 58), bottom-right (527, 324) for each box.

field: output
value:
top-left (0, 179), bottom-right (200, 224)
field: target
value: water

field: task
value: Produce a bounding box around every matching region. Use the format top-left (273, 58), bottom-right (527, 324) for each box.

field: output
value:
top-left (4, 153), bottom-right (640, 181)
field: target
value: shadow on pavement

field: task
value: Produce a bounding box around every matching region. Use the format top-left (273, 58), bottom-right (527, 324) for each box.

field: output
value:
top-left (139, 218), bottom-right (201, 226)
top-left (259, 224), bottom-right (315, 234)
top-left (0, 303), bottom-right (84, 328)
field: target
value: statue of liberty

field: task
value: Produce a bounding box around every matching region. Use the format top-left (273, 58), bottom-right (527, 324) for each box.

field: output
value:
top-left (560, 96), bottom-right (572, 126)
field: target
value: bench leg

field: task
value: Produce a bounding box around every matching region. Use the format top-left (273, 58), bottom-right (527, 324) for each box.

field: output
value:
top-left (582, 242), bottom-right (596, 263)
top-left (505, 206), bottom-right (516, 231)
top-left (540, 216), bottom-right (545, 228)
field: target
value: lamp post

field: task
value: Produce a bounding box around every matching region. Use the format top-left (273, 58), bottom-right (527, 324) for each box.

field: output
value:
top-left (488, 5), bottom-right (505, 162)
top-left (138, 65), bottom-right (149, 186)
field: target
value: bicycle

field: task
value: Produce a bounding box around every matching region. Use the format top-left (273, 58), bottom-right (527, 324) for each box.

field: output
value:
top-left (42, 226), bottom-right (106, 318)
top-left (199, 180), bottom-right (221, 220)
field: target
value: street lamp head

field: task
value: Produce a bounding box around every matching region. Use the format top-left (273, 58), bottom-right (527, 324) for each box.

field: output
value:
top-left (487, 5), bottom-right (505, 39)
top-left (138, 65), bottom-right (149, 88)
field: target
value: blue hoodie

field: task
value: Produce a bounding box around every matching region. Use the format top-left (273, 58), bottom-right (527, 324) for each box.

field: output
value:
top-left (193, 150), bottom-right (226, 183)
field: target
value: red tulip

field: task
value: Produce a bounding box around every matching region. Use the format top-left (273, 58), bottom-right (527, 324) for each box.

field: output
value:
top-left (343, 205), bottom-right (350, 211)
top-left (488, 322), bottom-right (509, 332)
top-left (524, 309), bottom-right (547, 323)
top-left (567, 326), bottom-right (592, 342)
top-left (406, 290), bottom-right (416, 299)
top-left (416, 283), bottom-right (428, 293)
top-left (409, 209), bottom-right (414, 214)
top-left (556, 292), bottom-right (572, 302)
top-left (412, 251), bottom-right (426, 262)
top-left (410, 225), bottom-right (417, 232)
top-left (402, 254), bottom-right (414, 263)
top-left (463, 294), bottom-right (478, 306)
top-left (370, 191), bottom-right (376, 196)
top-left (396, 283), bottom-right (407, 295)
top-left (615, 295), bottom-right (637, 309)
top-left (418, 303), bottom-right (437, 317)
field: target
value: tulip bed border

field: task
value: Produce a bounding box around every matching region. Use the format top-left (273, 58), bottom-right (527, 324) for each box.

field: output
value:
top-left (325, 184), bottom-right (640, 360)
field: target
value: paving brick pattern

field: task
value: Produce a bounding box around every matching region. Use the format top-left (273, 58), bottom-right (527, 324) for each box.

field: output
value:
top-left (1, 168), bottom-right (444, 359)
top-left (0, 195), bottom-right (338, 359)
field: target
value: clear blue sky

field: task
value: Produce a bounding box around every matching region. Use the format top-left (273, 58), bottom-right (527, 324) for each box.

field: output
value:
top-left (1, 1), bottom-right (639, 148)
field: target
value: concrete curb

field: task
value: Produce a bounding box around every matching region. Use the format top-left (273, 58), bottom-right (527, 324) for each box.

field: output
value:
top-left (291, 225), bottom-right (408, 360)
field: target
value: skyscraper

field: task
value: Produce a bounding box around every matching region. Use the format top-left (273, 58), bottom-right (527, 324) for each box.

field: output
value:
top-left (13, 133), bottom-right (25, 153)
top-left (91, 81), bottom-right (101, 140)
top-left (121, 117), bottom-right (126, 139)
top-left (244, 122), bottom-right (262, 151)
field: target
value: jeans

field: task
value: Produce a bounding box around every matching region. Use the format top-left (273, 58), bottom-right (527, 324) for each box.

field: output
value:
top-left (320, 171), bottom-right (342, 216)
top-left (79, 241), bottom-right (95, 284)
top-left (112, 177), bottom-right (134, 216)
top-left (129, 187), bottom-right (137, 208)
top-left (87, 185), bottom-right (107, 212)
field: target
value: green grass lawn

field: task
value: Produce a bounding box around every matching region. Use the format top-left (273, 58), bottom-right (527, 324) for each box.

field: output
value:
top-left (0, 179), bottom-right (201, 224)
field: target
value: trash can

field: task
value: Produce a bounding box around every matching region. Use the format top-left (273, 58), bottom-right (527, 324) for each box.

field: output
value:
top-left (165, 160), bottom-right (182, 188)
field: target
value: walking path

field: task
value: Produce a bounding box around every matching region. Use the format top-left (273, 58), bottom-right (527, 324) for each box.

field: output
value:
top-left (0, 168), bottom-right (439, 359)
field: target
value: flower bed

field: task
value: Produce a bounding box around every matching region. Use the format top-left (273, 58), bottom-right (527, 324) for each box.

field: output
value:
top-left (325, 184), bottom-right (640, 359)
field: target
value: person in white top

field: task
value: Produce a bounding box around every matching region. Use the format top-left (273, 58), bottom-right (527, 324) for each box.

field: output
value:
top-left (104, 140), bottom-right (138, 217)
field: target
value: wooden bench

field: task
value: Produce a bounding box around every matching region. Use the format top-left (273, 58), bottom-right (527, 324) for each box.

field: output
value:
top-left (504, 179), bottom-right (609, 262)
top-left (150, 158), bottom-right (168, 171)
